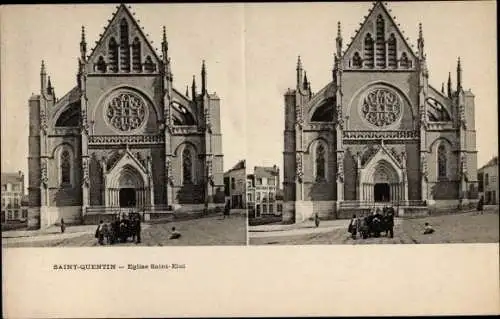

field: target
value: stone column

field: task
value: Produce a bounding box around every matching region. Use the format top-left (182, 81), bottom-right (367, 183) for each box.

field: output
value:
top-left (336, 151), bottom-right (344, 202)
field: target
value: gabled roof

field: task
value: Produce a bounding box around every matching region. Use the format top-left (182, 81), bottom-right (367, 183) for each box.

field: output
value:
top-left (1, 172), bottom-right (24, 186)
top-left (479, 156), bottom-right (498, 171)
top-left (343, 1), bottom-right (417, 65)
top-left (254, 166), bottom-right (279, 179)
top-left (87, 4), bottom-right (161, 65)
top-left (226, 160), bottom-right (246, 173)
top-left (107, 148), bottom-right (148, 175)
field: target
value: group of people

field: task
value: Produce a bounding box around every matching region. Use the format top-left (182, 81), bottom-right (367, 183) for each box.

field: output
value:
top-left (348, 206), bottom-right (396, 240)
top-left (95, 213), bottom-right (142, 245)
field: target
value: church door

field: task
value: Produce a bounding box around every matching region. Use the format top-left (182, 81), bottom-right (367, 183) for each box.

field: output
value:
top-left (119, 188), bottom-right (136, 207)
top-left (374, 183), bottom-right (390, 202)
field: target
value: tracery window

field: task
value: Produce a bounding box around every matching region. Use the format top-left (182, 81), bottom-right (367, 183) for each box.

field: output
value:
top-left (438, 144), bottom-right (447, 178)
top-left (360, 88), bottom-right (402, 127)
top-left (144, 56), bottom-right (156, 73)
top-left (400, 52), bottom-right (410, 69)
top-left (182, 148), bottom-right (193, 184)
top-left (61, 150), bottom-right (71, 185)
top-left (119, 19), bottom-right (130, 72)
top-left (388, 34), bottom-right (397, 68)
top-left (108, 37), bottom-right (118, 72)
top-left (364, 34), bottom-right (374, 68)
top-left (106, 92), bottom-right (147, 132)
top-left (315, 143), bottom-right (326, 182)
top-left (352, 52), bottom-right (362, 68)
top-left (375, 15), bottom-right (386, 68)
top-left (132, 37), bottom-right (142, 72)
top-left (96, 56), bottom-right (107, 73)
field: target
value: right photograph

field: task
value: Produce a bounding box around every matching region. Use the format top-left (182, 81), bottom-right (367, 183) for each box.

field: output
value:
top-left (247, 1), bottom-right (498, 245)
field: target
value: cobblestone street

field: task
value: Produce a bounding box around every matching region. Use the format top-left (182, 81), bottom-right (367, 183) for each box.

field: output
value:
top-left (249, 209), bottom-right (499, 245)
top-left (2, 215), bottom-right (247, 247)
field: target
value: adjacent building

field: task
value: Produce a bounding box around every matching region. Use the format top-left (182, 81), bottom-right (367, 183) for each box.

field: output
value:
top-left (283, 1), bottom-right (478, 222)
top-left (478, 156), bottom-right (498, 205)
top-left (1, 172), bottom-right (26, 222)
top-left (27, 4), bottom-right (225, 229)
top-left (223, 160), bottom-right (246, 209)
top-left (247, 165), bottom-right (282, 218)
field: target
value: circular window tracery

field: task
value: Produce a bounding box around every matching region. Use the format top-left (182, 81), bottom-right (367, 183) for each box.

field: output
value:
top-left (105, 91), bottom-right (148, 132)
top-left (360, 88), bottom-right (403, 128)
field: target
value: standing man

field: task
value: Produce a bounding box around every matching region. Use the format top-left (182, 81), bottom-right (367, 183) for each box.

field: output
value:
top-left (96, 220), bottom-right (105, 245)
top-left (134, 214), bottom-right (142, 244)
top-left (60, 218), bottom-right (66, 233)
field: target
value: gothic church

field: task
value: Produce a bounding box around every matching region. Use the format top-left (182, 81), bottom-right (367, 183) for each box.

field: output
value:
top-left (28, 4), bottom-right (224, 228)
top-left (283, 1), bottom-right (478, 223)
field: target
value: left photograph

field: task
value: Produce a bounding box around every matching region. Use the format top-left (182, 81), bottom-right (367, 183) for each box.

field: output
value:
top-left (1, 4), bottom-right (247, 247)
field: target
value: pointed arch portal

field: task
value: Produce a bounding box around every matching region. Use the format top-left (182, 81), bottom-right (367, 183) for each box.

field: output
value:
top-left (357, 146), bottom-right (408, 203)
top-left (104, 151), bottom-right (154, 209)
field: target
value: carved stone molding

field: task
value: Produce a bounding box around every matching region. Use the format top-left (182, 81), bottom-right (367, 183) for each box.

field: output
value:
top-left (89, 135), bottom-right (164, 145)
top-left (343, 130), bottom-right (418, 140)
top-left (305, 123), bottom-right (334, 131)
top-left (53, 127), bottom-right (80, 135)
top-left (295, 153), bottom-right (303, 182)
top-left (82, 158), bottom-right (90, 187)
top-left (40, 160), bottom-right (48, 187)
top-left (171, 126), bottom-right (201, 135)
top-left (40, 109), bottom-right (48, 132)
top-left (420, 152), bottom-right (428, 181)
top-left (336, 152), bottom-right (344, 182)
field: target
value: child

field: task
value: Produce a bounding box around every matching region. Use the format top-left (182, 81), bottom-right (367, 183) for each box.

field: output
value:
top-left (169, 227), bottom-right (181, 240)
top-left (423, 222), bottom-right (434, 234)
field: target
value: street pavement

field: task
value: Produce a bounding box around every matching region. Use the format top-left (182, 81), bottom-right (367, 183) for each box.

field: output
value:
top-left (2, 215), bottom-right (246, 247)
top-left (249, 208), bottom-right (499, 245)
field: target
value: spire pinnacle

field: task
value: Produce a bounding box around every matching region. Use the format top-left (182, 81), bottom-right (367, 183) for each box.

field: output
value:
top-left (447, 72), bottom-right (452, 98)
top-left (296, 55), bottom-right (302, 70)
top-left (80, 26), bottom-right (87, 61)
top-left (161, 26), bottom-right (168, 61)
top-left (457, 57), bottom-right (462, 91)
top-left (191, 75), bottom-right (197, 100)
top-left (441, 82), bottom-right (445, 94)
top-left (41, 60), bottom-right (46, 75)
top-left (186, 85), bottom-right (189, 98)
top-left (303, 71), bottom-right (308, 90)
top-left (336, 21), bottom-right (343, 56)
top-left (201, 60), bottom-right (207, 95)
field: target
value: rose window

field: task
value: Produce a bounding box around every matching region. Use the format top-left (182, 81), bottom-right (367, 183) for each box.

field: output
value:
top-left (360, 88), bottom-right (402, 127)
top-left (106, 92), bottom-right (147, 132)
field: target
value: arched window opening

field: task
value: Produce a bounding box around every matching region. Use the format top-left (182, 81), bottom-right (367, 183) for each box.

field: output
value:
top-left (108, 37), bottom-right (118, 72)
top-left (315, 144), bottom-right (326, 182)
top-left (352, 52), bottom-right (362, 68)
top-left (132, 37), bottom-right (142, 72)
top-left (60, 150), bottom-right (71, 185)
top-left (388, 33), bottom-right (397, 68)
top-left (144, 56), bottom-right (156, 73)
top-left (55, 102), bottom-right (80, 127)
top-left (96, 56), bottom-right (107, 73)
top-left (311, 98), bottom-right (334, 122)
top-left (120, 19), bottom-right (130, 72)
top-left (400, 52), bottom-right (410, 69)
top-left (182, 148), bottom-right (193, 184)
top-left (437, 144), bottom-right (447, 178)
top-left (375, 15), bottom-right (386, 68)
top-left (364, 34), bottom-right (374, 68)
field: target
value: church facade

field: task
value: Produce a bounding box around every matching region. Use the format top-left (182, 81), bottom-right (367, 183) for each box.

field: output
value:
top-left (283, 1), bottom-right (478, 223)
top-left (28, 4), bottom-right (224, 228)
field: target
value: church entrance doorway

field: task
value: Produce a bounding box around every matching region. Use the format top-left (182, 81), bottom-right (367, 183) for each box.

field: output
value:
top-left (119, 188), bottom-right (136, 207)
top-left (374, 183), bottom-right (390, 202)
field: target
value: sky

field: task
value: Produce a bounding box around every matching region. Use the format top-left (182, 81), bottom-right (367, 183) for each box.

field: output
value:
top-left (1, 2), bottom-right (498, 187)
